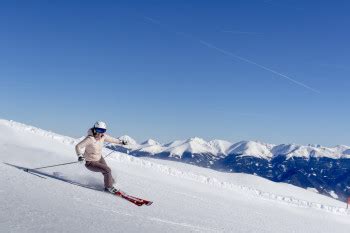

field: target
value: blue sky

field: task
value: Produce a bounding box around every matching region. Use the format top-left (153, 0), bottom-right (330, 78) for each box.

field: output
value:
top-left (1, 0), bottom-right (350, 146)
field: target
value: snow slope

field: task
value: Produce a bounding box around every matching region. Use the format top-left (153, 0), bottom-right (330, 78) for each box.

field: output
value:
top-left (1, 119), bottom-right (350, 233)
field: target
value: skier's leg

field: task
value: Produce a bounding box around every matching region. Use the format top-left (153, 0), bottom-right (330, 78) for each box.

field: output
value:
top-left (99, 157), bottom-right (115, 184)
top-left (85, 160), bottom-right (114, 188)
top-left (99, 157), bottom-right (107, 165)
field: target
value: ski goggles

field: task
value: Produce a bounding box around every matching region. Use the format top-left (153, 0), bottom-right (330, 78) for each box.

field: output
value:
top-left (94, 128), bottom-right (106, 134)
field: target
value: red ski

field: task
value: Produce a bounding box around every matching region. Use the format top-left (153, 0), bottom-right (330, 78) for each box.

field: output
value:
top-left (113, 190), bottom-right (153, 206)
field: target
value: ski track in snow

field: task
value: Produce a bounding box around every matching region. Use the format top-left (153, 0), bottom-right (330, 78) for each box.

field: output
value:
top-left (172, 191), bottom-right (207, 202)
top-left (147, 217), bottom-right (221, 232)
top-left (74, 197), bottom-right (221, 232)
top-left (2, 119), bottom-right (350, 217)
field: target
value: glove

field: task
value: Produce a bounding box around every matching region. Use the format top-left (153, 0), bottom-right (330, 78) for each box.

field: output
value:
top-left (121, 140), bottom-right (128, 145)
top-left (78, 155), bottom-right (85, 163)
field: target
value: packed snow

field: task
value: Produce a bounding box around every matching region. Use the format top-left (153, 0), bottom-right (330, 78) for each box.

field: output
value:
top-left (1, 119), bottom-right (350, 233)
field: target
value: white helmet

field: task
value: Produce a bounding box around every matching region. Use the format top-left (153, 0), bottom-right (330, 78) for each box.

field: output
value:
top-left (93, 121), bottom-right (107, 133)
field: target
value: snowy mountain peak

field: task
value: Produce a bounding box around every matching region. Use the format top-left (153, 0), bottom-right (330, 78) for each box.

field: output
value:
top-left (164, 140), bottom-right (186, 148)
top-left (186, 137), bottom-right (207, 144)
top-left (208, 139), bottom-right (233, 155)
top-left (162, 137), bottom-right (216, 158)
top-left (271, 144), bottom-right (349, 159)
top-left (227, 141), bottom-right (274, 159)
top-left (141, 139), bottom-right (160, 146)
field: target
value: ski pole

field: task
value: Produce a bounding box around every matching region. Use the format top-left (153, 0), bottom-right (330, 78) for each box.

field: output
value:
top-left (103, 150), bottom-right (115, 159)
top-left (24, 161), bottom-right (78, 171)
top-left (25, 150), bottom-right (116, 172)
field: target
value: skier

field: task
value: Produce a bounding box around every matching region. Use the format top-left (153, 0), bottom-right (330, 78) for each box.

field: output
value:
top-left (75, 121), bottom-right (127, 193)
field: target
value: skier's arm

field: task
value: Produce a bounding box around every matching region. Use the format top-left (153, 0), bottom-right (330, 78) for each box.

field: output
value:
top-left (104, 135), bottom-right (126, 145)
top-left (75, 137), bottom-right (91, 157)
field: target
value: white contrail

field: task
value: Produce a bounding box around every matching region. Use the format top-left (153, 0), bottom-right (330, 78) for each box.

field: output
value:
top-left (144, 16), bottom-right (162, 25)
top-left (198, 40), bottom-right (320, 93)
top-left (143, 16), bottom-right (320, 93)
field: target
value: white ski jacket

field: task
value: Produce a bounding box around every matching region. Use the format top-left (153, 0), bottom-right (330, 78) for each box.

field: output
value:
top-left (75, 128), bottom-right (122, 161)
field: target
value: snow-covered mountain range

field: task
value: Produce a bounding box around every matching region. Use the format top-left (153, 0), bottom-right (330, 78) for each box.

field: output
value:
top-left (117, 136), bottom-right (350, 160)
